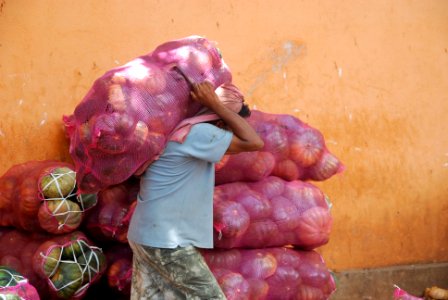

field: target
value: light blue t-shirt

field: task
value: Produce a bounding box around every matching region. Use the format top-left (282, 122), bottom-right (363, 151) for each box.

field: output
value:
top-left (127, 123), bottom-right (233, 249)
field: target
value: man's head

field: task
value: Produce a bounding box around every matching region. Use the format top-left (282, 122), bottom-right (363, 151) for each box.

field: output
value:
top-left (210, 102), bottom-right (251, 129)
top-left (211, 85), bottom-right (251, 129)
top-left (238, 103), bottom-right (251, 118)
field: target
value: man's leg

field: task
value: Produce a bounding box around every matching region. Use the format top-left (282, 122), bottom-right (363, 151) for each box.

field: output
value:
top-left (129, 241), bottom-right (226, 300)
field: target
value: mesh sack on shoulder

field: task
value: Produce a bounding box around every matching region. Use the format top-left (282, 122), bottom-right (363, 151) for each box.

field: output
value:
top-left (64, 36), bottom-right (233, 193)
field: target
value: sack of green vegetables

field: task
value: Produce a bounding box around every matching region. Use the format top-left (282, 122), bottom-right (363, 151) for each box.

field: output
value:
top-left (0, 266), bottom-right (40, 300)
top-left (0, 160), bottom-right (97, 234)
top-left (0, 228), bottom-right (106, 299)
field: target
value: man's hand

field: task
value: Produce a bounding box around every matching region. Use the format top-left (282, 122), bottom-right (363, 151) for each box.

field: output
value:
top-left (190, 81), bottom-right (264, 154)
top-left (190, 82), bottom-right (221, 109)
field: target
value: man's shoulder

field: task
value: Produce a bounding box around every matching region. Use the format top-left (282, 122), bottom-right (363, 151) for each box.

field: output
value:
top-left (189, 123), bottom-right (225, 136)
top-left (191, 122), bottom-right (219, 131)
top-left (186, 122), bottom-right (231, 147)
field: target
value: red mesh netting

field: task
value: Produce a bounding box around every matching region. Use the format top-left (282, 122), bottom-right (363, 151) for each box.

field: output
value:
top-left (213, 176), bottom-right (332, 250)
top-left (83, 179), bottom-right (138, 243)
top-left (201, 247), bottom-right (336, 300)
top-left (64, 36), bottom-right (233, 193)
top-left (0, 228), bottom-right (106, 299)
top-left (0, 266), bottom-right (40, 300)
top-left (0, 161), bottom-right (97, 234)
top-left (215, 110), bottom-right (344, 185)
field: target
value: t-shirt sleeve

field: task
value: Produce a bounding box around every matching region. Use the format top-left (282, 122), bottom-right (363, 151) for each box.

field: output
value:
top-left (181, 123), bottom-right (233, 163)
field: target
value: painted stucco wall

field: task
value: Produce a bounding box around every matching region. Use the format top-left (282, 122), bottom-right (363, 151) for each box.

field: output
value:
top-left (0, 1), bottom-right (447, 271)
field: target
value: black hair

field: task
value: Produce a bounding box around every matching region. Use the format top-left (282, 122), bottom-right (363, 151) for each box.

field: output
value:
top-left (238, 103), bottom-right (251, 118)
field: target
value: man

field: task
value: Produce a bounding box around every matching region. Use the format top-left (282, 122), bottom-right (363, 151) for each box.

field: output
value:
top-left (127, 81), bottom-right (264, 299)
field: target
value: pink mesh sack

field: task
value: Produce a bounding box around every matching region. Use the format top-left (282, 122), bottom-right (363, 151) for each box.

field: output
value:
top-left (64, 36), bottom-right (233, 193)
top-left (215, 110), bottom-right (344, 185)
top-left (213, 176), bottom-right (332, 250)
top-left (202, 247), bottom-right (336, 300)
top-left (83, 179), bottom-right (138, 243)
top-left (0, 161), bottom-right (97, 234)
top-left (0, 228), bottom-right (106, 300)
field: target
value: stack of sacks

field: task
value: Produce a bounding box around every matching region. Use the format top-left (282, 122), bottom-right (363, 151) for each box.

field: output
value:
top-left (88, 112), bottom-right (341, 299)
top-left (0, 160), bottom-right (97, 235)
top-left (0, 228), bottom-right (106, 300)
top-left (63, 35), bottom-right (234, 193)
top-left (207, 111), bottom-right (342, 299)
top-left (0, 160), bottom-right (102, 299)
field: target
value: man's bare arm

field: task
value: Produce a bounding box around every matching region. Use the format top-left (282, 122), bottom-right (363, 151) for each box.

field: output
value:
top-left (190, 82), bottom-right (264, 154)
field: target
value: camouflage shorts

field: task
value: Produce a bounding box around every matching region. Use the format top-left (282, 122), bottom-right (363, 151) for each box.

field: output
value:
top-left (129, 241), bottom-right (226, 300)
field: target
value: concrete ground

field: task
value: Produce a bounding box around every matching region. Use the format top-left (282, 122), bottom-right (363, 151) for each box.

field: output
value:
top-left (330, 262), bottom-right (448, 299)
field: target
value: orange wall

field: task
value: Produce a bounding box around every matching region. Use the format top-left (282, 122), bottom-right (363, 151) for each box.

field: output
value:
top-left (1, 1), bottom-right (447, 271)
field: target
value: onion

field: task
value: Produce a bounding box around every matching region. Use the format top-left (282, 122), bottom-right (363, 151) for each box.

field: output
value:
top-left (262, 124), bottom-right (289, 158)
top-left (107, 258), bottom-right (132, 293)
top-left (146, 115), bottom-right (165, 134)
top-left (296, 285), bottom-right (325, 300)
top-left (96, 134), bottom-right (127, 154)
top-left (243, 220), bottom-right (280, 248)
top-left (107, 82), bottom-right (127, 112)
top-left (133, 121), bottom-right (149, 148)
top-left (307, 151), bottom-right (344, 181)
top-left (145, 131), bottom-right (166, 159)
top-left (276, 114), bottom-right (305, 132)
top-left (265, 266), bottom-right (301, 299)
top-left (214, 182), bottom-right (248, 202)
top-left (202, 249), bottom-right (242, 270)
top-left (271, 196), bottom-right (301, 231)
top-left (78, 122), bottom-right (92, 144)
top-left (250, 177), bottom-right (285, 199)
top-left (240, 252), bottom-right (278, 279)
top-left (217, 271), bottom-right (251, 300)
top-left (272, 159), bottom-right (300, 181)
top-left (283, 181), bottom-right (326, 212)
top-left (247, 278), bottom-right (269, 300)
top-left (289, 128), bottom-right (325, 167)
top-left (236, 191), bottom-right (272, 220)
top-left (185, 48), bottom-right (213, 74)
top-left (214, 201), bottom-right (250, 238)
top-left (142, 67), bottom-right (167, 94)
top-left (298, 261), bottom-right (331, 288)
top-left (245, 152), bottom-right (276, 182)
top-left (295, 207), bottom-right (332, 249)
top-left (117, 60), bottom-right (167, 95)
top-left (271, 248), bottom-right (302, 269)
